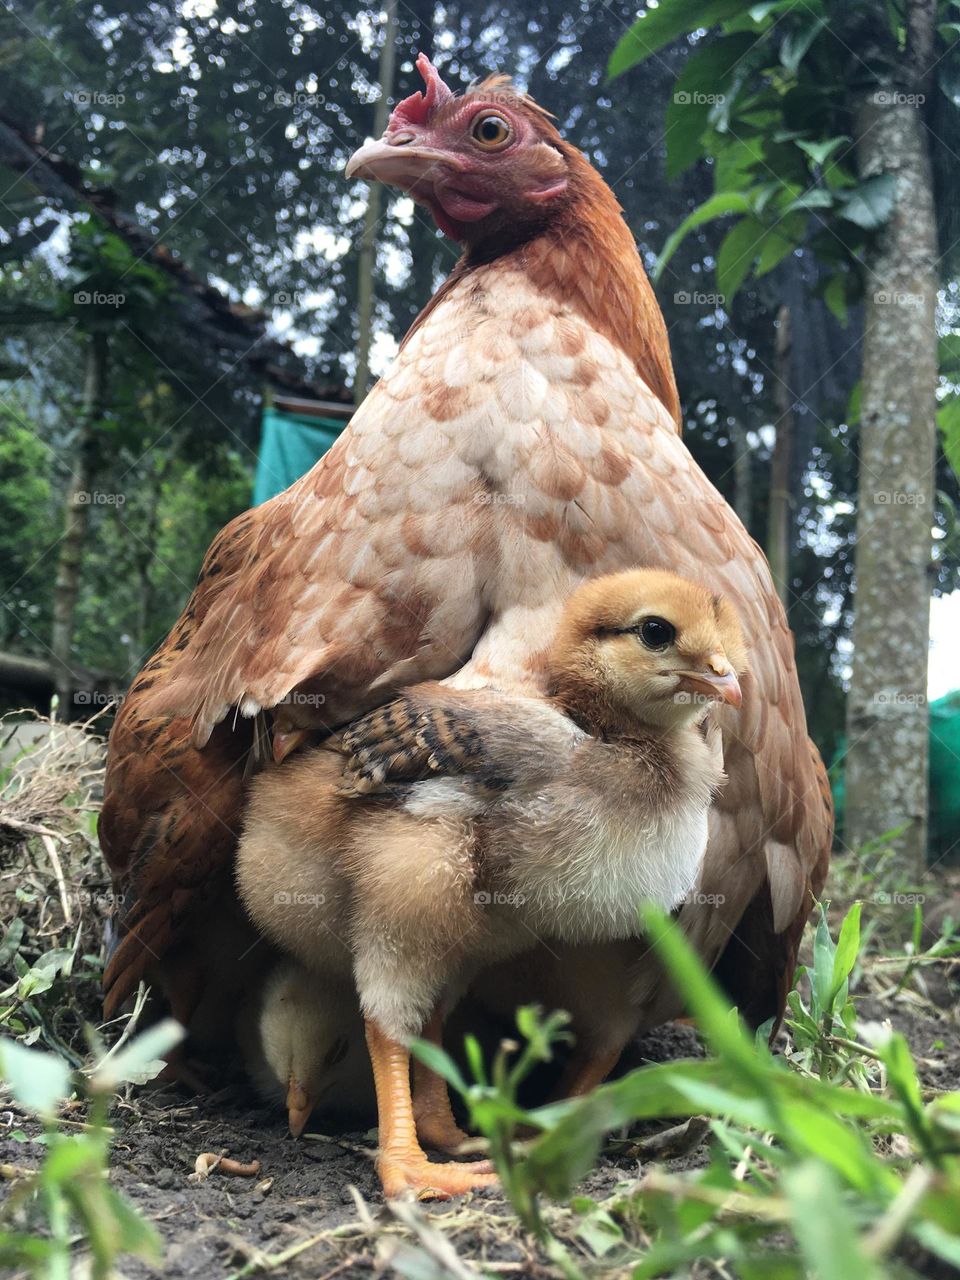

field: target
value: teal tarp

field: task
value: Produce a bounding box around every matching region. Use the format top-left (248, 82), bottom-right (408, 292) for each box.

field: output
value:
top-left (831, 690), bottom-right (960, 860)
top-left (253, 407), bottom-right (345, 505)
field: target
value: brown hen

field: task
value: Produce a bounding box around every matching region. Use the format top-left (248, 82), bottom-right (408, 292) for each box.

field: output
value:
top-left (99, 54), bottom-right (831, 1047)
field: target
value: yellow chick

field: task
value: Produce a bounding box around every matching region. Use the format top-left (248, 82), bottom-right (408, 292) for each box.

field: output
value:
top-left (236, 569), bottom-right (745, 1198)
top-left (239, 960), bottom-right (372, 1136)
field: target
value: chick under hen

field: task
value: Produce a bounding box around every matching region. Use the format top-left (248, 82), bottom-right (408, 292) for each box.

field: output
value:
top-left (238, 960), bottom-right (373, 1137)
top-left (235, 569), bottom-right (745, 1197)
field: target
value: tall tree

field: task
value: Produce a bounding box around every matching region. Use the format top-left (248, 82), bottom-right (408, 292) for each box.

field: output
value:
top-left (846, 0), bottom-right (939, 870)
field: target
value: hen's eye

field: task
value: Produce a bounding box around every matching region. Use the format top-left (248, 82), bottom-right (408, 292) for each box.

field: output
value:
top-left (639, 617), bottom-right (676, 650)
top-left (471, 113), bottom-right (512, 149)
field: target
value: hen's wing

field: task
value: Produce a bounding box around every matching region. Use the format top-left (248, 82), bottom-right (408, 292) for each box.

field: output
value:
top-left (98, 515), bottom-right (266, 1020)
top-left (137, 287), bottom-right (499, 746)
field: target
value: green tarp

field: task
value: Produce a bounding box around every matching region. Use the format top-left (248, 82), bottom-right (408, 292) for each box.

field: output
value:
top-left (929, 692), bottom-right (960, 859)
top-left (253, 407), bottom-right (345, 506)
top-left (831, 690), bottom-right (960, 860)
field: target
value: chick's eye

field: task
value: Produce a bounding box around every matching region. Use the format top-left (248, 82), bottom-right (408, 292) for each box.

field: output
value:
top-left (639, 617), bottom-right (676, 650)
top-left (472, 113), bottom-right (512, 148)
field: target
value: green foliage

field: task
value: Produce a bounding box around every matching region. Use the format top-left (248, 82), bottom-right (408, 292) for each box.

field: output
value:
top-left (422, 904), bottom-right (960, 1277)
top-left (0, 405), bottom-right (55, 650)
top-left (607, 0), bottom-right (960, 667)
top-left (786, 903), bottom-right (868, 1084)
top-left (75, 440), bottom-right (252, 673)
top-left (609, 0), bottom-right (960, 309)
top-left (0, 1019), bottom-right (182, 1278)
top-left (57, 220), bottom-right (170, 334)
top-left (413, 1007), bottom-right (574, 1235)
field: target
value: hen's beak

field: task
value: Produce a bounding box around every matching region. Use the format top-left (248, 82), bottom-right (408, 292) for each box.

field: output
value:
top-left (345, 137), bottom-right (462, 187)
top-left (677, 657), bottom-right (743, 709)
top-left (286, 1075), bottom-right (313, 1139)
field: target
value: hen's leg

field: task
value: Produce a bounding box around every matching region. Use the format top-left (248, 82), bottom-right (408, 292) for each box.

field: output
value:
top-left (552, 1045), bottom-right (623, 1100)
top-left (366, 1019), bottom-right (497, 1200)
top-left (412, 1010), bottom-right (488, 1160)
top-left (153, 948), bottom-right (213, 1093)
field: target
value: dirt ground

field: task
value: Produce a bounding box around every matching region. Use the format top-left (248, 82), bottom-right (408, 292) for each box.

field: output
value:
top-left (0, 1022), bottom-right (710, 1279)
top-left (3, 1004), bottom-right (958, 1279)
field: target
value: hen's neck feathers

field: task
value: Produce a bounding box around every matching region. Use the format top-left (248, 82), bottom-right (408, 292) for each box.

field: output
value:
top-left (403, 141), bottom-right (680, 429)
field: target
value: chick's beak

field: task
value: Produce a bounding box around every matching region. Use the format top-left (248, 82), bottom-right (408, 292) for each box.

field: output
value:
top-left (677, 656), bottom-right (743, 709)
top-left (273, 728), bottom-right (309, 764)
top-left (345, 136), bottom-right (463, 188)
top-left (286, 1075), bottom-right (313, 1139)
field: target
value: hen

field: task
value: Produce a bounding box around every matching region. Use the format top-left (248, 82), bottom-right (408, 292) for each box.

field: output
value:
top-left (236, 569), bottom-right (744, 1196)
top-left (99, 54), bottom-right (831, 1052)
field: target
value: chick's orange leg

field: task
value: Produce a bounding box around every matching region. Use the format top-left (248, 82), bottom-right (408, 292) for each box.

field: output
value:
top-left (366, 1019), bottom-right (497, 1200)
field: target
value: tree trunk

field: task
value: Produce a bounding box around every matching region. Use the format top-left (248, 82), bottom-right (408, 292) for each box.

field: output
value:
top-left (50, 330), bottom-right (107, 718)
top-left (844, 2), bottom-right (938, 875)
top-left (767, 305), bottom-right (793, 606)
top-left (354, 0), bottom-right (398, 403)
top-left (729, 421), bottom-right (752, 531)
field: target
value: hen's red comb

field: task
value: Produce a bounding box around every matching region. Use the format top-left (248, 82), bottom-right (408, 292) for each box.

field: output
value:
top-left (390, 53), bottom-right (454, 128)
